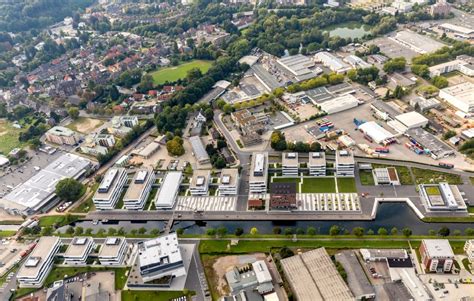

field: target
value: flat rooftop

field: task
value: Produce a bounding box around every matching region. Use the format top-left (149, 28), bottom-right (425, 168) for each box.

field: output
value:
top-left (139, 233), bottom-right (182, 269)
top-left (94, 168), bottom-right (126, 200)
top-left (391, 30), bottom-right (445, 54)
top-left (1, 153), bottom-right (91, 212)
top-left (124, 168), bottom-right (154, 201)
top-left (440, 82), bottom-right (474, 105)
top-left (18, 236), bottom-right (60, 279)
top-left (98, 237), bottom-right (126, 258)
top-left (154, 171), bottom-right (182, 208)
top-left (47, 126), bottom-right (76, 137)
top-left (422, 239), bottom-right (454, 257)
top-left (249, 152), bottom-right (268, 183)
top-left (64, 237), bottom-right (93, 258)
top-left (282, 152), bottom-right (298, 167)
top-left (219, 168), bottom-right (239, 187)
top-left (336, 150), bottom-right (355, 165)
top-left (190, 169), bottom-right (210, 188)
top-left (335, 251), bottom-right (375, 299)
top-left (309, 152), bottom-right (326, 166)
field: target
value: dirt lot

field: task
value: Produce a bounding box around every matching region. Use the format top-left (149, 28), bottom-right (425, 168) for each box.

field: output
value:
top-left (67, 117), bottom-right (104, 134)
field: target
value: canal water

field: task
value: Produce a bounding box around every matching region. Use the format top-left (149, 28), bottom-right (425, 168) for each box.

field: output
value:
top-left (325, 22), bottom-right (371, 39)
top-left (69, 203), bottom-right (474, 235)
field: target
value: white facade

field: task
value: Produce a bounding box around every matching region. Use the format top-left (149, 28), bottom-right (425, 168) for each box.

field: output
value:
top-left (123, 168), bottom-right (155, 210)
top-left (309, 152), bottom-right (326, 176)
top-left (314, 52), bottom-right (351, 74)
top-left (155, 171), bottom-right (182, 209)
top-left (319, 94), bottom-right (359, 115)
top-left (93, 168), bottom-right (127, 210)
top-left (282, 153), bottom-right (299, 176)
top-left (17, 237), bottom-right (61, 288)
top-left (336, 150), bottom-right (355, 177)
top-left (439, 82), bottom-right (474, 113)
top-left (189, 170), bottom-right (210, 196)
top-left (358, 121), bottom-right (395, 145)
top-left (64, 237), bottom-right (95, 266)
top-left (219, 168), bottom-right (239, 196)
top-left (98, 237), bottom-right (128, 266)
top-left (249, 152), bottom-right (268, 194)
top-left (464, 240), bottom-right (474, 263)
top-left (395, 112), bottom-right (429, 129)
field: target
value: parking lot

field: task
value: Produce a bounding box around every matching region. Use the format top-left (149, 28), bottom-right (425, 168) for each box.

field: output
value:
top-left (297, 193), bottom-right (360, 211)
top-left (0, 149), bottom-right (63, 197)
top-left (175, 196), bottom-right (237, 211)
top-left (365, 37), bottom-right (418, 61)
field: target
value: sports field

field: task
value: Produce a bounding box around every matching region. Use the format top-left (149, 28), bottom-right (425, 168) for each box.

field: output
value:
top-left (0, 120), bottom-right (24, 155)
top-left (150, 60), bottom-right (213, 85)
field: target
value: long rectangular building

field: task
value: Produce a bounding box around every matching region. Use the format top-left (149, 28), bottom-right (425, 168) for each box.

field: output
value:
top-left (0, 153), bottom-right (91, 215)
top-left (336, 150), bottom-right (355, 177)
top-left (219, 168), bottom-right (239, 196)
top-left (314, 51), bottom-right (351, 74)
top-left (281, 248), bottom-right (354, 301)
top-left (154, 171), bottom-right (182, 209)
top-left (309, 152), bottom-right (326, 176)
top-left (93, 168), bottom-right (127, 210)
top-left (249, 152), bottom-right (268, 194)
top-left (123, 168), bottom-right (155, 210)
top-left (63, 237), bottom-right (95, 266)
top-left (439, 82), bottom-right (474, 113)
top-left (17, 237), bottom-right (61, 288)
top-left (139, 233), bottom-right (186, 283)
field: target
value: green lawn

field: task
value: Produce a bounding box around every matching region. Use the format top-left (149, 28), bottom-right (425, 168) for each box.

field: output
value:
top-left (337, 177), bottom-right (357, 193)
top-left (425, 186), bottom-right (441, 196)
top-left (150, 60), bottom-right (213, 85)
top-left (372, 164), bottom-right (413, 185)
top-left (115, 268), bottom-right (130, 290)
top-left (301, 177), bottom-right (336, 193)
top-left (38, 215), bottom-right (80, 228)
top-left (412, 167), bottom-right (462, 185)
top-left (0, 119), bottom-right (25, 155)
top-left (121, 290), bottom-right (190, 301)
top-left (359, 170), bottom-right (375, 186)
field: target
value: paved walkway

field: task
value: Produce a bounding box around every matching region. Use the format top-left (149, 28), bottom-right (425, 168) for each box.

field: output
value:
top-left (175, 196), bottom-right (237, 211)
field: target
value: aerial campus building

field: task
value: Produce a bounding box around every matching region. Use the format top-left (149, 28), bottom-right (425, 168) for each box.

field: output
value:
top-left (98, 237), bottom-right (129, 266)
top-left (45, 126), bottom-right (79, 146)
top-left (138, 233), bottom-right (186, 283)
top-left (0, 153), bottom-right (92, 215)
top-left (419, 239), bottom-right (454, 273)
top-left (282, 152), bottom-right (299, 176)
top-left (249, 152), bottom-right (268, 194)
top-left (419, 182), bottom-right (467, 211)
top-left (123, 168), bottom-right (156, 210)
top-left (93, 168), bottom-right (127, 210)
top-left (428, 55), bottom-right (474, 77)
top-left (335, 150), bottom-right (355, 177)
top-left (154, 171), bottom-right (182, 209)
top-left (189, 169), bottom-right (210, 196)
top-left (439, 82), bottom-right (474, 113)
top-left (308, 152), bottom-right (326, 176)
top-left (218, 168), bottom-right (239, 196)
top-left (17, 237), bottom-right (61, 288)
top-left (189, 136), bottom-right (210, 164)
top-left (63, 237), bottom-right (95, 266)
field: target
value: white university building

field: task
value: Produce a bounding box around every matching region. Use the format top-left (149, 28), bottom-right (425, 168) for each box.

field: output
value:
top-left (93, 168), bottom-right (127, 210)
top-left (123, 168), bottom-right (156, 210)
top-left (63, 237), bottom-right (95, 266)
top-left (98, 237), bottom-right (129, 266)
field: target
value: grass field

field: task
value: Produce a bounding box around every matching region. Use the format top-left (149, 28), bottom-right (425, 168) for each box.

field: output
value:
top-left (301, 177), bottom-right (336, 193)
top-left (0, 119), bottom-right (25, 155)
top-left (412, 167), bottom-right (462, 185)
top-left (150, 60), bottom-right (213, 85)
top-left (66, 117), bottom-right (103, 134)
top-left (38, 215), bottom-right (80, 228)
top-left (359, 170), bottom-right (375, 185)
top-left (425, 186), bottom-right (441, 196)
top-left (337, 178), bottom-right (357, 193)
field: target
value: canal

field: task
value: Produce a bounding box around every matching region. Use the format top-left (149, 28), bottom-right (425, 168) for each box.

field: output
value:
top-left (68, 203), bottom-right (474, 235)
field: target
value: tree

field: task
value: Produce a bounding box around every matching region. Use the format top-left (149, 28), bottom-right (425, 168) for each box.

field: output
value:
top-left (235, 227), bottom-right (244, 236)
top-left (110, 85), bottom-right (120, 101)
top-left (329, 225), bottom-right (340, 236)
top-left (206, 228), bottom-right (216, 236)
top-left (138, 74), bottom-right (154, 92)
top-left (391, 227), bottom-right (398, 235)
top-left (438, 226), bottom-right (450, 237)
top-left (352, 227), bottom-right (365, 237)
top-left (66, 226), bottom-right (74, 235)
top-left (453, 229), bottom-right (461, 236)
top-left (74, 227), bottom-right (84, 236)
top-left (56, 178), bottom-right (84, 202)
top-left (217, 227), bottom-right (227, 237)
top-left (377, 228), bottom-right (388, 236)
top-left (279, 247), bottom-right (294, 259)
top-left (138, 227), bottom-right (147, 235)
top-left (151, 228), bottom-right (160, 236)
top-left (285, 228), bottom-right (294, 236)
top-left (250, 227), bottom-right (258, 235)
top-left (383, 57), bottom-right (406, 73)
top-left (367, 229), bottom-right (374, 235)
top-left (270, 131), bottom-right (287, 151)
top-left (307, 227), bottom-right (317, 236)
top-left (443, 130), bottom-right (456, 140)
top-left (166, 136), bottom-right (185, 156)
top-left (402, 228), bottom-right (412, 238)
top-left (68, 107), bottom-right (80, 119)
top-left (273, 227), bottom-right (282, 235)
top-left (432, 76), bottom-right (448, 89)
top-left (465, 228), bottom-right (474, 236)
top-left (108, 228), bottom-right (117, 235)
top-left (176, 228), bottom-right (184, 235)
top-left (428, 229), bottom-right (436, 236)
top-left (85, 228), bottom-right (93, 235)
top-left (117, 227), bottom-right (125, 236)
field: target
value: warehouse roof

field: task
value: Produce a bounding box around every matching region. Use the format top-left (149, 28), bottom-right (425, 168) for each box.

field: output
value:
top-left (154, 171), bottom-right (182, 208)
top-left (335, 251), bottom-right (375, 300)
top-left (319, 94), bottom-right (359, 115)
top-left (189, 136), bottom-right (210, 164)
top-left (359, 121), bottom-right (395, 144)
top-left (395, 111), bottom-right (428, 128)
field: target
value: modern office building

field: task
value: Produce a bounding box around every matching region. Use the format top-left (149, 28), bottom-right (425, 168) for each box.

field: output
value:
top-left (419, 182), bottom-right (467, 211)
top-left (98, 237), bottom-right (129, 266)
top-left (419, 239), bottom-right (454, 273)
top-left (189, 170), bottom-right (210, 196)
top-left (308, 152), bottom-right (326, 176)
top-left (336, 150), bottom-right (355, 177)
top-left (249, 152), bottom-right (268, 194)
top-left (428, 56), bottom-right (474, 77)
top-left (282, 153), bottom-right (299, 176)
top-left (17, 237), bottom-right (61, 288)
top-left (439, 82), bottom-right (474, 113)
top-left (372, 167), bottom-right (400, 186)
top-left (219, 168), bottom-right (239, 196)
top-left (464, 240), bottom-right (474, 263)
top-left (154, 171), bottom-right (182, 209)
top-left (45, 126), bottom-right (78, 146)
top-left (63, 237), bottom-right (95, 266)
top-left (123, 168), bottom-right (155, 210)
top-left (93, 168), bottom-right (127, 210)
top-left (138, 233), bottom-right (186, 283)
top-left (96, 134), bottom-right (116, 148)
top-left (0, 153), bottom-right (92, 215)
